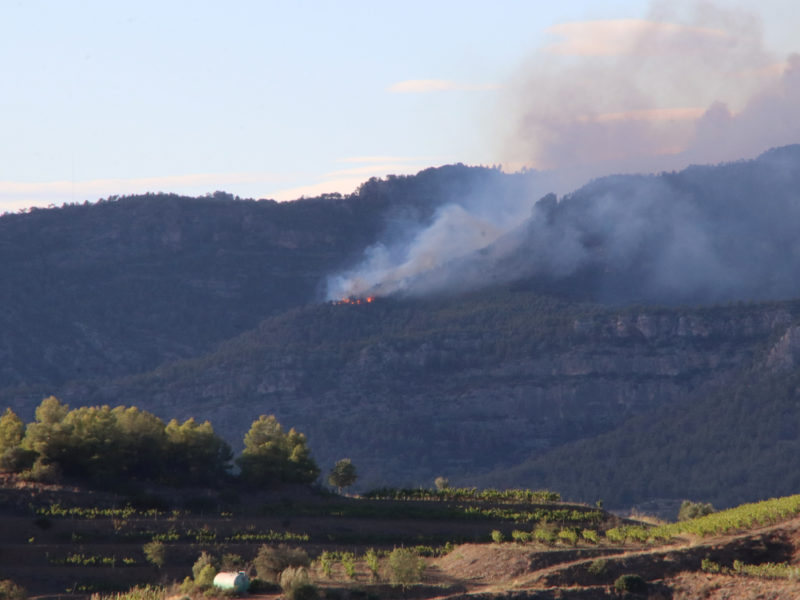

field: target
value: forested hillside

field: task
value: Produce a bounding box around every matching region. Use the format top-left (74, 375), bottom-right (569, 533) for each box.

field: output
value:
top-left (0, 165), bottom-right (532, 389)
top-left (479, 334), bottom-right (800, 509)
top-left (3, 148), bottom-right (800, 510)
top-left (7, 289), bottom-right (797, 508)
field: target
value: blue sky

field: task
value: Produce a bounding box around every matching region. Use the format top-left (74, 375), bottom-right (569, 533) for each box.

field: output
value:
top-left (1, 0), bottom-right (798, 211)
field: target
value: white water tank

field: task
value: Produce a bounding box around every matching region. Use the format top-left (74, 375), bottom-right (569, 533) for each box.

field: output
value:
top-left (213, 571), bottom-right (249, 592)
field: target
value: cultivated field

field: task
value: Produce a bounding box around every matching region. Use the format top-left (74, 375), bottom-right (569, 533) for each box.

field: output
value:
top-left (2, 476), bottom-right (800, 599)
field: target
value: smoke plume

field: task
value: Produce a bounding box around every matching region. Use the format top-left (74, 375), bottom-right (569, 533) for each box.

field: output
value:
top-left (326, 2), bottom-right (800, 305)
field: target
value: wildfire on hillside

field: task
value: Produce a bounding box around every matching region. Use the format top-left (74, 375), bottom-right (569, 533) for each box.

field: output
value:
top-left (333, 296), bottom-right (375, 306)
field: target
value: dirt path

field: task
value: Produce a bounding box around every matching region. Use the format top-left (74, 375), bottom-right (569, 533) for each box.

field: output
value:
top-left (430, 517), bottom-right (800, 598)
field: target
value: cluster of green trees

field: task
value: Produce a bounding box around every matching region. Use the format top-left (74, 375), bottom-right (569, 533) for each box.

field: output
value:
top-left (0, 397), bottom-right (319, 487)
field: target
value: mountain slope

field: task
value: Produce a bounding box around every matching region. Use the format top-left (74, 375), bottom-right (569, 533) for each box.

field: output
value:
top-left (4, 148), bottom-right (800, 508)
top-left (478, 322), bottom-right (800, 509)
top-left (0, 165), bottom-right (530, 389)
top-left (22, 289), bottom-right (798, 502)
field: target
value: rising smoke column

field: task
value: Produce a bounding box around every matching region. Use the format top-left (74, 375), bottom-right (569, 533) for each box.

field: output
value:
top-left (501, 1), bottom-right (800, 175)
top-left (327, 2), bottom-right (800, 305)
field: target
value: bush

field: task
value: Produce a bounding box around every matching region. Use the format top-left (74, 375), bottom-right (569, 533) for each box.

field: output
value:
top-left (364, 548), bottom-right (380, 580)
top-left (511, 530), bottom-right (532, 543)
top-left (0, 579), bottom-right (26, 600)
top-left (533, 522), bottom-right (556, 544)
top-left (339, 553), bottom-right (356, 579)
top-left (490, 530), bottom-right (504, 543)
top-left (701, 558), bottom-right (722, 573)
top-left (192, 551), bottom-right (217, 581)
top-left (614, 574), bottom-right (647, 595)
top-left (143, 541), bottom-right (165, 568)
top-left (317, 551), bottom-right (333, 578)
top-left (220, 553), bottom-right (245, 571)
top-left (195, 564), bottom-right (216, 589)
top-left (246, 578), bottom-right (280, 594)
top-left (581, 528), bottom-right (599, 544)
top-left (605, 527), bottom-right (625, 544)
top-left (557, 528), bottom-right (578, 545)
top-left (253, 545), bottom-right (310, 583)
top-left (678, 500), bottom-right (715, 521)
top-left (279, 567), bottom-right (318, 600)
top-left (189, 551), bottom-right (217, 589)
top-left (587, 558), bottom-right (607, 576)
top-left (90, 585), bottom-right (164, 600)
top-left (388, 548), bottom-right (424, 588)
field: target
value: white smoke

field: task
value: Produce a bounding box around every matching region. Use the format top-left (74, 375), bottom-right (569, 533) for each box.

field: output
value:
top-left (326, 1), bottom-right (800, 303)
top-left (502, 1), bottom-right (800, 175)
top-left (326, 199), bottom-right (525, 299)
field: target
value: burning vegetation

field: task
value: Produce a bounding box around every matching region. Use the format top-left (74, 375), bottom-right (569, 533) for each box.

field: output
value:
top-left (333, 296), bottom-right (375, 306)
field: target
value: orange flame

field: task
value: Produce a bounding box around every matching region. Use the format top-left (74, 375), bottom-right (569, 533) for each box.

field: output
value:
top-left (333, 296), bottom-right (376, 306)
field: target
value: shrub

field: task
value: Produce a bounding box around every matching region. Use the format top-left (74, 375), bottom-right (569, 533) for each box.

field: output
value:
top-left (587, 558), bottom-right (607, 576)
top-left (557, 528), bottom-right (578, 545)
top-left (339, 553), bottom-right (356, 579)
top-left (581, 529), bottom-right (599, 544)
top-left (195, 564), bottom-right (217, 589)
top-left (220, 553), bottom-right (245, 571)
top-left (192, 551), bottom-right (217, 582)
top-left (143, 541), bottom-right (165, 568)
top-left (678, 500), bottom-right (715, 521)
top-left (614, 574), bottom-right (647, 595)
top-left (511, 530), bottom-right (532, 543)
top-left (388, 548), bottom-right (424, 588)
top-left (90, 585), bottom-right (164, 600)
top-left (317, 551), bottom-right (333, 578)
top-left (605, 527), bottom-right (625, 544)
top-left (701, 558), bottom-right (721, 573)
top-left (0, 579), bottom-right (26, 600)
top-left (279, 567), bottom-right (318, 600)
top-left (254, 545), bottom-right (310, 583)
top-left (533, 522), bottom-right (556, 544)
top-left (434, 476), bottom-right (449, 491)
top-left (246, 578), bottom-right (280, 594)
top-left (490, 530), bottom-right (504, 543)
top-left (364, 548), bottom-right (380, 580)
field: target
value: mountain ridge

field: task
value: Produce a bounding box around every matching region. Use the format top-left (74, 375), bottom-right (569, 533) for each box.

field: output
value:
top-left (4, 148), bottom-right (800, 508)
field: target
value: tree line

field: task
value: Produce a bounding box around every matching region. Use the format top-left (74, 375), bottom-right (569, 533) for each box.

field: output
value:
top-left (0, 397), bottom-right (319, 487)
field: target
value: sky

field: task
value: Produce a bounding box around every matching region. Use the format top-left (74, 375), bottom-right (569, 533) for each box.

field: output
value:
top-left (1, 0), bottom-right (799, 212)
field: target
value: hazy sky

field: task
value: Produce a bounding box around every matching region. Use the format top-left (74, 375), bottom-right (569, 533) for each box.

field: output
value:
top-left (1, 0), bottom-right (798, 211)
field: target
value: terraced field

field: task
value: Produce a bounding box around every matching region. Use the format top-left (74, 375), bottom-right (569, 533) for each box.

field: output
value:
top-left (3, 477), bottom-right (800, 599)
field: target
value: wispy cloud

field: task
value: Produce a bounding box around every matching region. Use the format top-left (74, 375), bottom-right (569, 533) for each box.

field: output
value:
top-left (387, 79), bottom-right (499, 93)
top-left (268, 177), bottom-right (369, 202)
top-left (545, 19), bottom-right (728, 57)
top-left (338, 155), bottom-right (444, 164)
top-left (326, 164), bottom-right (427, 178)
top-left (269, 157), bottom-right (440, 202)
